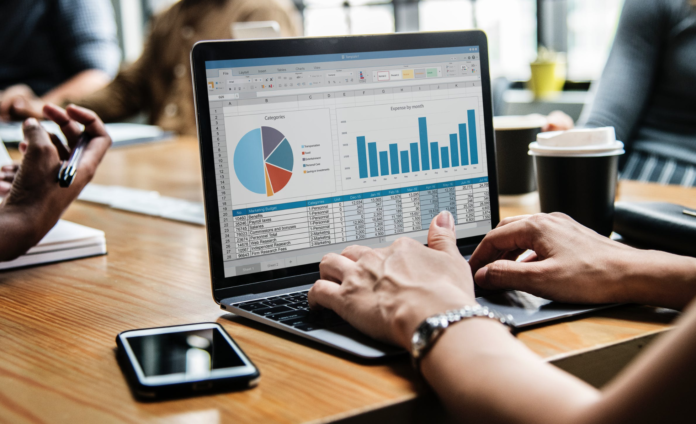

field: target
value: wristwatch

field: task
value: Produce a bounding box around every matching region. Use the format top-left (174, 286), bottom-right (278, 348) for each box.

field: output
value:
top-left (410, 305), bottom-right (515, 371)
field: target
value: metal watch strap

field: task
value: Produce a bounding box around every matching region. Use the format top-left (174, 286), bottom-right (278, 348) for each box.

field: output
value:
top-left (410, 305), bottom-right (515, 371)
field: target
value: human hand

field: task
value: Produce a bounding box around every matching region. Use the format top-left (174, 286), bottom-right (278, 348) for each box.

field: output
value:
top-left (1, 104), bottom-right (111, 251)
top-left (0, 84), bottom-right (46, 121)
top-left (0, 163), bottom-right (19, 197)
top-left (308, 211), bottom-right (477, 349)
top-left (540, 110), bottom-right (574, 132)
top-left (469, 213), bottom-right (643, 305)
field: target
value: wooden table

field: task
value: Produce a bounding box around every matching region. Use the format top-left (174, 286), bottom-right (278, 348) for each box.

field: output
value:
top-left (1, 137), bottom-right (692, 423)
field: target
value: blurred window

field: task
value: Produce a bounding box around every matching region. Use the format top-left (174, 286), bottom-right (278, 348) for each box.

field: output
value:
top-left (298, 0), bottom-right (537, 80)
top-left (302, 0), bottom-right (395, 36)
top-left (567, 0), bottom-right (624, 80)
top-left (419, 0), bottom-right (536, 80)
top-left (138, 0), bottom-right (625, 82)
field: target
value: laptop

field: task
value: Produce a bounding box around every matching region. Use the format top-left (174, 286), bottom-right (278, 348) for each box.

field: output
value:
top-left (191, 31), bottom-right (609, 358)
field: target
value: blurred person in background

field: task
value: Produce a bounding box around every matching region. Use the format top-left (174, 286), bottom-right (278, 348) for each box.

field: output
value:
top-left (75, 0), bottom-right (302, 137)
top-left (548, 0), bottom-right (696, 187)
top-left (0, 0), bottom-right (120, 121)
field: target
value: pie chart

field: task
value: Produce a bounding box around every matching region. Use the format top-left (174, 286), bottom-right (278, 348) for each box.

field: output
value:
top-left (233, 126), bottom-right (294, 197)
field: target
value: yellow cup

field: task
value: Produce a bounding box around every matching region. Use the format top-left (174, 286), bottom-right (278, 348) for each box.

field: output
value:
top-left (528, 61), bottom-right (566, 99)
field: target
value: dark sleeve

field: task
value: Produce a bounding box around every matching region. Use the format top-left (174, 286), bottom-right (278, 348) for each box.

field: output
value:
top-left (583, 0), bottom-right (669, 146)
top-left (54, 0), bottom-right (121, 77)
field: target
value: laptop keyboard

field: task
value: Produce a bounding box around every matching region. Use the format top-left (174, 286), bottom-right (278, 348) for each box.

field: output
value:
top-left (231, 290), bottom-right (346, 332)
top-left (231, 283), bottom-right (493, 332)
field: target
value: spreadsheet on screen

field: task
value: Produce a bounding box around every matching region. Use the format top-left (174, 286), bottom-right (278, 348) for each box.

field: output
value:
top-left (204, 46), bottom-right (492, 278)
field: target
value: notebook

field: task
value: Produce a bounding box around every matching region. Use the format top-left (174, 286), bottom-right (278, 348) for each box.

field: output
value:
top-left (614, 201), bottom-right (696, 257)
top-left (0, 220), bottom-right (107, 270)
top-left (0, 139), bottom-right (11, 166)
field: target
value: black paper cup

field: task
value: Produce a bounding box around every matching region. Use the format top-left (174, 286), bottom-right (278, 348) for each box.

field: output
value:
top-left (529, 141), bottom-right (624, 236)
top-left (493, 116), bottom-right (544, 195)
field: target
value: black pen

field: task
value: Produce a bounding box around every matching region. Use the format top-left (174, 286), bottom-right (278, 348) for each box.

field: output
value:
top-left (57, 132), bottom-right (92, 188)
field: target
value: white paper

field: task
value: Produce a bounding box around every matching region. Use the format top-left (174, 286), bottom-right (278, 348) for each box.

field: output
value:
top-left (0, 220), bottom-right (107, 270)
top-left (0, 140), bottom-right (12, 166)
top-left (28, 220), bottom-right (105, 250)
top-left (78, 183), bottom-right (205, 225)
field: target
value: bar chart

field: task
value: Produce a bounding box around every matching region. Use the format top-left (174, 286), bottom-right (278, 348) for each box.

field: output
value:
top-left (338, 97), bottom-right (484, 190)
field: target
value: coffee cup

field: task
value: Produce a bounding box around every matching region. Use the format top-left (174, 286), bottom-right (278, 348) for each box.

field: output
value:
top-left (529, 127), bottom-right (624, 236)
top-left (493, 115), bottom-right (545, 196)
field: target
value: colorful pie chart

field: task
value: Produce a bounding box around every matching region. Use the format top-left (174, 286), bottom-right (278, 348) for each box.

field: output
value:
top-left (233, 126), bottom-right (294, 197)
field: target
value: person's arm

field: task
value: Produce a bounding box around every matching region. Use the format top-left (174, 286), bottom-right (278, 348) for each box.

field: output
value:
top-left (422, 288), bottom-right (696, 424)
top-left (469, 213), bottom-right (696, 310)
top-left (41, 70), bottom-right (111, 106)
top-left (308, 211), bottom-right (696, 423)
top-left (0, 71), bottom-right (112, 120)
top-left (581, 0), bottom-right (666, 144)
top-left (0, 104), bottom-right (111, 261)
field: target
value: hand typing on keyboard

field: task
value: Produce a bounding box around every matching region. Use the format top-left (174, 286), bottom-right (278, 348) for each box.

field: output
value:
top-left (308, 211), bottom-right (476, 349)
top-left (232, 290), bottom-right (347, 332)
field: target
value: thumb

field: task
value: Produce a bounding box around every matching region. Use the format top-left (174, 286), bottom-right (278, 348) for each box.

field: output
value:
top-left (427, 211), bottom-right (459, 256)
top-left (474, 259), bottom-right (543, 292)
top-left (22, 118), bottom-right (52, 150)
top-left (22, 118), bottom-right (58, 163)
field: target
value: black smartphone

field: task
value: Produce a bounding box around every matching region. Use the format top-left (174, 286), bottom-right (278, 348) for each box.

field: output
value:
top-left (116, 322), bottom-right (260, 401)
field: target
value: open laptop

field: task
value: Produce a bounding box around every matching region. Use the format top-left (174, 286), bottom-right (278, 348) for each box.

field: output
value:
top-left (191, 31), bottom-right (609, 358)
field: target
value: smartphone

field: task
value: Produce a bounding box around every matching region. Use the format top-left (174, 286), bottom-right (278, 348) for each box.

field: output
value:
top-left (116, 322), bottom-right (260, 401)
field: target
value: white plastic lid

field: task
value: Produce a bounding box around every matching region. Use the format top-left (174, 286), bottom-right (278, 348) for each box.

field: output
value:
top-left (536, 127), bottom-right (616, 147)
top-left (528, 140), bottom-right (625, 157)
top-left (529, 126), bottom-right (624, 157)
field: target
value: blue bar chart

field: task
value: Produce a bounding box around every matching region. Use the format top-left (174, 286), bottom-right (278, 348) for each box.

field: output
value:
top-left (389, 144), bottom-right (399, 175)
top-left (410, 143), bottom-right (420, 172)
top-left (441, 146), bottom-right (450, 168)
top-left (337, 97), bottom-right (484, 190)
top-left (379, 151), bottom-right (389, 176)
top-left (357, 136), bottom-right (368, 178)
top-left (354, 112), bottom-right (480, 179)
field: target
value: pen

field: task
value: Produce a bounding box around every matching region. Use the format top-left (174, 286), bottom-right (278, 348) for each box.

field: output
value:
top-left (683, 209), bottom-right (696, 218)
top-left (57, 132), bottom-right (92, 188)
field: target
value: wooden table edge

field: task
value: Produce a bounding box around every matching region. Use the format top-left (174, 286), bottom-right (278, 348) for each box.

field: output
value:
top-left (543, 327), bottom-right (672, 364)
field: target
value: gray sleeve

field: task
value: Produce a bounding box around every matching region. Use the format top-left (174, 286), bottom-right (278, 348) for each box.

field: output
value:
top-left (55, 0), bottom-right (121, 77)
top-left (583, 0), bottom-right (668, 146)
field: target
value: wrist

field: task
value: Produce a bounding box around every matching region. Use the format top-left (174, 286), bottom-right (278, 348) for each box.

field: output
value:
top-left (623, 249), bottom-right (696, 310)
top-left (0, 204), bottom-right (45, 261)
top-left (410, 305), bottom-right (515, 372)
top-left (395, 295), bottom-right (478, 349)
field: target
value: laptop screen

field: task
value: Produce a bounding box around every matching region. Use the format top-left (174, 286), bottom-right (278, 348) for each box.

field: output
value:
top-left (203, 46), bottom-right (492, 279)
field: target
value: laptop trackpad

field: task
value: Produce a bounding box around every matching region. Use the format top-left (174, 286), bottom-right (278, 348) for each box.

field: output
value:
top-left (310, 326), bottom-right (403, 358)
top-left (477, 290), bottom-right (613, 328)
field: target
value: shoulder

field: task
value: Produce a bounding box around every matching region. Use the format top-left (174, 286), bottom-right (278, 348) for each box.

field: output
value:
top-left (621, 0), bottom-right (691, 24)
